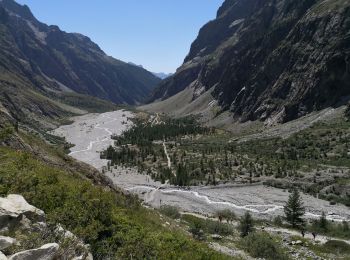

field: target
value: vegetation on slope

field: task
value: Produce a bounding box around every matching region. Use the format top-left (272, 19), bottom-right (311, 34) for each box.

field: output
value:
top-left (0, 145), bottom-right (227, 259)
top-left (51, 92), bottom-right (121, 113)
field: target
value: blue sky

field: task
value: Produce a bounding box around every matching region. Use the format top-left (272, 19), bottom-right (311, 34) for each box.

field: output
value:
top-left (16, 0), bottom-right (224, 73)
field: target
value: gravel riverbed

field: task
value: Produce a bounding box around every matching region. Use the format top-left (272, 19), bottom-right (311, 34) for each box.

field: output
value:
top-left (53, 111), bottom-right (350, 222)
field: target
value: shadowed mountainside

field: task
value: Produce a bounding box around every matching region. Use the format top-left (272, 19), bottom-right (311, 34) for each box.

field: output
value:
top-left (149, 0), bottom-right (350, 125)
top-left (0, 0), bottom-right (160, 130)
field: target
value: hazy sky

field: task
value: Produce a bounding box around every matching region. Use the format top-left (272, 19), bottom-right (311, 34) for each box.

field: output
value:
top-left (16, 0), bottom-right (224, 73)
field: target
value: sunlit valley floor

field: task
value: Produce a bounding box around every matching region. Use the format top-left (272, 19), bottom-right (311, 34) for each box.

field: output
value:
top-left (50, 107), bottom-right (350, 259)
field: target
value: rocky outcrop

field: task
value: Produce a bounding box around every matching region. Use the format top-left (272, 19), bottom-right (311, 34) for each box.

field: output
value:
top-left (0, 194), bottom-right (44, 219)
top-left (0, 195), bottom-right (92, 260)
top-left (0, 251), bottom-right (7, 260)
top-left (8, 243), bottom-right (59, 260)
top-left (0, 236), bottom-right (16, 251)
top-left (150, 0), bottom-right (350, 124)
top-left (0, 194), bottom-right (44, 232)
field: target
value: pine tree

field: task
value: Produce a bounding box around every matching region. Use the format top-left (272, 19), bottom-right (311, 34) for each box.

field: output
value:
top-left (239, 211), bottom-right (254, 237)
top-left (319, 212), bottom-right (328, 231)
top-left (284, 188), bottom-right (305, 228)
top-left (342, 221), bottom-right (349, 232)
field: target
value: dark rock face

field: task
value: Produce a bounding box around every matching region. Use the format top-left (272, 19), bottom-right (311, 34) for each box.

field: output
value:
top-left (0, 0), bottom-right (160, 105)
top-left (151, 0), bottom-right (350, 123)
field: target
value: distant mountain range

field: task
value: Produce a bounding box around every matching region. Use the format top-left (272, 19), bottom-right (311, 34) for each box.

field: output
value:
top-left (127, 63), bottom-right (173, 80)
top-left (148, 0), bottom-right (350, 124)
top-left (0, 0), bottom-right (161, 129)
top-left (152, 72), bottom-right (173, 80)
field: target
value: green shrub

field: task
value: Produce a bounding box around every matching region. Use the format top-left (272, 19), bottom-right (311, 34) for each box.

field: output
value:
top-left (182, 214), bottom-right (233, 236)
top-left (323, 240), bottom-right (350, 254)
top-left (240, 232), bottom-right (289, 260)
top-left (216, 209), bottom-right (236, 223)
top-left (160, 205), bottom-right (181, 219)
top-left (238, 212), bottom-right (254, 237)
top-left (308, 220), bottom-right (350, 239)
top-left (0, 125), bottom-right (14, 141)
top-left (313, 240), bottom-right (350, 255)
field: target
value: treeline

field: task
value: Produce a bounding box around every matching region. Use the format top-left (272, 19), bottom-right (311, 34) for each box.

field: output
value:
top-left (112, 117), bottom-right (211, 146)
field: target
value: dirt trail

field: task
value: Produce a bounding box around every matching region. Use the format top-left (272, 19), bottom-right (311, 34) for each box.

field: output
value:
top-left (265, 226), bottom-right (350, 245)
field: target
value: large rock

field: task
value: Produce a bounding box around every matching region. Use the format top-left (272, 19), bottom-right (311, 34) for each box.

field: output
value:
top-left (0, 251), bottom-right (7, 260)
top-left (0, 195), bottom-right (45, 231)
top-left (72, 253), bottom-right (93, 260)
top-left (8, 243), bottom-right (59, 260)
top-left (0, 236), bottom-right (16, 250)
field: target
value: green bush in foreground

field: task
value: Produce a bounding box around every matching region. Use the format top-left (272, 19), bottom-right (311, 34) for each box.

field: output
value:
top-left (311, 239), bottom-right (350, 256)
top-left (0, 147), bottom-right (228, 259)
top-left (216, 209), bottom-right (236, 223)
top-left (323, 240), bottom-right (350, 254)
top-left (183, 214), bottom-right (234, 237)
top-left (160, 205), bottom-right (181, 219)
top-left (240, 232), bottom-right (290, 260)
top-left (238, 212), bottom-right (254, 237)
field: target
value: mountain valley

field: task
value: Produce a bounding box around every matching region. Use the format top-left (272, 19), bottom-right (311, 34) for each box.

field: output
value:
top-left (1, 0), bottom-right (350, 259)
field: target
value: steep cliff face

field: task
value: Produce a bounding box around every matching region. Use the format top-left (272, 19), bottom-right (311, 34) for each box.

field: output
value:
top-left (0, 0), bottom-right (160, 106)
top-left (151, 0), bottom-right (350, 124)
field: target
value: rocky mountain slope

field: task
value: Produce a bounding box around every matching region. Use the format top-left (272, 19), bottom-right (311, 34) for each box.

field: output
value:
top-left (149, 0), bottom-right (350, 125)
top-left (0, 0), bottom-right (160, 130)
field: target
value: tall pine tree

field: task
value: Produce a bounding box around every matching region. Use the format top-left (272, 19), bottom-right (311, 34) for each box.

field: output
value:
top-left (284, 188), bottom-right (305, 228)
top-left (239, 211), bottom-right (254, 237)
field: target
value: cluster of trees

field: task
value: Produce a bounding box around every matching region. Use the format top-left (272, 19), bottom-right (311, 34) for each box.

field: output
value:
top-left (112, 117), bottom-right (210, 146)
top-left (282, 189), bottom-right (349, 239)
top-left (102, 114), bottom-right (350, 207)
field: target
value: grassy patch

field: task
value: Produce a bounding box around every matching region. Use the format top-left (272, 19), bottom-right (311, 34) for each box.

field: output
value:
top-left (310, 240), bottom-right (350, 258)
top-left (182, 214), bottom-right (234, 237)
top-left (239, 232), bottom-right (290, 260)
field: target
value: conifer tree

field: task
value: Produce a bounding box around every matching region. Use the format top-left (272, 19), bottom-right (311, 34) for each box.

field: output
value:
top-left (239, 211), bottom-right (254, 237)
top-left (319, 211), bottom-right (328, 231)
top-left (284, 188), bottom-right (305, 228)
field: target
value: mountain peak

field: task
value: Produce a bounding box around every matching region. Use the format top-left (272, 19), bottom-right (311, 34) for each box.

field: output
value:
top-left (0, 0), bottom-right (35, 21)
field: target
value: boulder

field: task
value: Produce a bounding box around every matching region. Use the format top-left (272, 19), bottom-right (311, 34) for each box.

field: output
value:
top-left (9, 243), bottom-right (59, 260)
top-left (0, 195), bottom-right (45, 230)
top-left (295, 240), bottom-right (303, 245)
top-left (0, 251), bottom-right (7, 260)
top-left (0, 236), bottom-right (16, 250)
